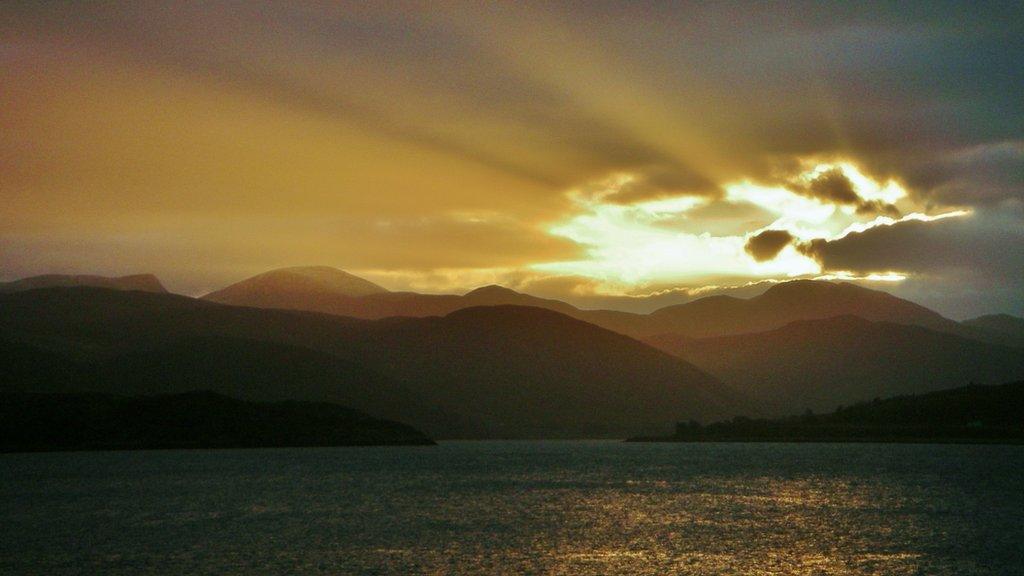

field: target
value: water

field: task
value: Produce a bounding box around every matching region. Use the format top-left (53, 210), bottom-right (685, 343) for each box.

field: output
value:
top-left (1, 441), bottom-right (1023, 575)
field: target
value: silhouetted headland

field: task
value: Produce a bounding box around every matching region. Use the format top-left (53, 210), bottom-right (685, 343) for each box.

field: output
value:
top-left (0, 391), bottom-right (435, 452)
top-left (628, 381), bottom-right (1024, 444)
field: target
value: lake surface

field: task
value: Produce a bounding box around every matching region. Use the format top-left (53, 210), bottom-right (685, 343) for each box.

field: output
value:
top-left (2, 441), bottom-right (1023, 575)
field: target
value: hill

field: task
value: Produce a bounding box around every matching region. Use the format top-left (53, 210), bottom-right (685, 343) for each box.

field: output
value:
top-left (0, 391), bottom-right (434, 452)
top-left (0, 274), bottom-right (166, 294)
top-left (630, 381), bottom-right (1024, 444)
top-left (646, 315), bottom-right (1024, 416)
top-left (962, 314), bottom-right (1024, 348)
top-left (0, 287), bottom-right (735, 438)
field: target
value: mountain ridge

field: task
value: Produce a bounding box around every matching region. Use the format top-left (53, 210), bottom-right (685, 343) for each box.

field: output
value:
top-left (0, 274), bottom-right (167, 294)
top-left (195, 267), bottom-right (975, 340)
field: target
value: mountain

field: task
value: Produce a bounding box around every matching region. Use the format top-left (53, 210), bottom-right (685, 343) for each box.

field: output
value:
top-left (203, 266), bottom-right (388, 310)
top-left (0, 274), bottom-right (166, 294)
top-left (631, 380), bottom-right (1024, 444)
top-left (1, 338), bottom-right (83, 392)
top-left (0, 287), bottom-right (736, 438)
top-left (646, 315), bottom-right (1024, 416)
top-left (0, 391), bottom-right (434, 451)
top-left (633, 280), bottom-right (962, 338)
top-left (962, 314), bottom-right (1024, 348)
top-left (351, 305), bottom-right (738, 437)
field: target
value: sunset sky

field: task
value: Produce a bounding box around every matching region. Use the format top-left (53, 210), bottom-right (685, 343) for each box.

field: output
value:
top-left (2, 2), bottom-right (1022, 318)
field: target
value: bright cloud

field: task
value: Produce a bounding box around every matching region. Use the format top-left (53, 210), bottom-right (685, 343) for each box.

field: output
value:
top-left (535, 161), bottom-right (963, 290)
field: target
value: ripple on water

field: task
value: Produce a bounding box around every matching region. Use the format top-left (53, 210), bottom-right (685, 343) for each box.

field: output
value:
top-left (0, 442), bottom-right (1021, 575)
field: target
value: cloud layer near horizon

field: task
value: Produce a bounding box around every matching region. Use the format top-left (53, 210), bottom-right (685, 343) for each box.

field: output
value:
top-left (1, 2), bottom-right (1022, 317)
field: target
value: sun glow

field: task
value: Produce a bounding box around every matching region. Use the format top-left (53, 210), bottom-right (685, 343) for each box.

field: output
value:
top-left (815, 271), bottom-right (908, 282)
top-left (724, 182), bottom-right (838, 239)
top-left (535, 161), bottom-right (963, 291)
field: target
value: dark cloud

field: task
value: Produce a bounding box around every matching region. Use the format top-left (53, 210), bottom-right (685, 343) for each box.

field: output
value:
top-left (788, 168), bottom-right (901, 216)
top-left (745, 229), bottom-right (796, 262)
top-left (855, 199), bottom-right (902, 218)
top-left (899, 142), bottom-right (1024, 207)
top-left (798, 205), bottom-right (1024, 316)
top-left (799, 216), bottom-right (992, 274)
top-left (805, 168), bottom-right (860, 204)
top-left (600, 165), bottom-right (721, 204)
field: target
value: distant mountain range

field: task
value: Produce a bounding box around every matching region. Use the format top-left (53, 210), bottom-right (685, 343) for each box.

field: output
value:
top-left (197, 267), bottom-right (1022, 342)
top-left (2, 266), bottom-right (1022, 439)
top-left (0, 391), bottom-right (434, 451)
top-left (0, 288), bottom-right (732, 438)
top-left (9, 267), bottom-right (1018, 344)
top-left (203, 266), bottom-right (579, 320)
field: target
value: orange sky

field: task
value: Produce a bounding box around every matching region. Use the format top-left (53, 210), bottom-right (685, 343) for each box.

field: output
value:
top-left (2, 2), bottom-right (1022, 317)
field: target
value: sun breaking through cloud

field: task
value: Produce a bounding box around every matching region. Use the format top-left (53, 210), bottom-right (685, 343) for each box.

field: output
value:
top-left (1, 1), bottom-right (1021, 317)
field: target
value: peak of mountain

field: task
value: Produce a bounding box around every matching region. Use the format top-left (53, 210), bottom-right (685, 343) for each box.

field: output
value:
top-left (646, 315), bottom-right (1024, 416)
top-left (465, 284), bottom-right (520, 297)
top-left (759, 278), bottom-right (860, 298)
top-left (202, 266), bottom-right (387, 310)
top-left (0, 288), bottom-right (739, 439)
top-left (0, 273), bottom-right (167, 294)
top-left (461, 285), bottom-right (578, 313)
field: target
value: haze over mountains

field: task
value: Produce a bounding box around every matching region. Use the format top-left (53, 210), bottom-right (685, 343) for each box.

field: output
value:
top-left (204, 266), bottom-right (579, 321)
top-left (647, 316), bottom-right (1024, 416)
top-left (2, 265), bottom-right (1022, 439)
top-left (198, 266), bottom-right (996, 339)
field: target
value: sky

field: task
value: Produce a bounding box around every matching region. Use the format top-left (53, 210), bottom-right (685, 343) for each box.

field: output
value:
top-left (2, 1), bottom-right (1022, 318)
